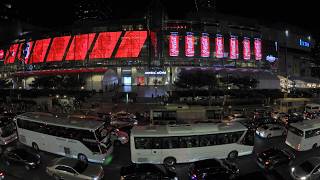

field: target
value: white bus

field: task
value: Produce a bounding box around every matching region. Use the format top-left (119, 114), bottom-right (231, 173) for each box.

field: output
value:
top-left (0, 116), bottom-right (17, 145)
top-left (130, 122), bottom-right (254, 165)
top-left (15, 112), bottom-right (113, 163)
top-left (286, 119), bottom-right (320, 151)
top-left (305, 103), bottom-right (320, 113)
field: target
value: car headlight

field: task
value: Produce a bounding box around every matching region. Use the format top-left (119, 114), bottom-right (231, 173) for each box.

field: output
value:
top-left (29, 162), bottom-right (35, 166)
top-left (300, 177), bottom-right (306, 180)
top-left (291, 167), bottom-right (295, 173)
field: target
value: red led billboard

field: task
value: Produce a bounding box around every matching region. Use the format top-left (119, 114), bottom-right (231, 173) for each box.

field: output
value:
top-left (66, 33), bottom-right (95, 61)
top-left (185, 32), bottom-right (194, 57)
top-left (215, 35), bottom-right (224, 58)
top-left (115, 31), bottom-right (147, 58)
top-left (90, 32), bottom-right (121, 59)
top-left (254, 38), bottom-right (262, 60)
top-left (46, 36), bottom-right (71, 62)
top-left (4, 44), bottom-right (19, 64)
top-left (169, 32), bottom-right (179, 57)
top-left (243, 37), bottom-right (251, 60)
top-left (230, 36), bottom-right (239, 59)
top-left (17, 41), bottom-right (34, 64)
top-left (0, 49), bottom-right (4, 60)
top-left (29, 38), bottom-right (51, 64)
top-left (200, 33), bottom-right (210, 57)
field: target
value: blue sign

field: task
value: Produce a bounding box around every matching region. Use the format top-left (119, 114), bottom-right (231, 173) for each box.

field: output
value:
top-left (299, 39), bottom-right (310, 47)
top-left (266, 55), bottom-right (277, 63)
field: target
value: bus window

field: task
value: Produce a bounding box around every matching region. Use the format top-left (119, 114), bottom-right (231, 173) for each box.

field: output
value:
top-left (179, 136), bottom-right (199, 148)
top-left (288, 126), bottom-right (304, 137)
top-left (162, 137), bottom-right (179, 149)
top-left (152, 138), bottom-right (162, 149)
top-left (135, 137), bottom-right (152, 149)
top-left (305, 128), bottom-right (320, 138)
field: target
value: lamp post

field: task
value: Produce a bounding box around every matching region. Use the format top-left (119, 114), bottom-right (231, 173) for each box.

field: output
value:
top-left (284, 30), bottom-right (289, 97)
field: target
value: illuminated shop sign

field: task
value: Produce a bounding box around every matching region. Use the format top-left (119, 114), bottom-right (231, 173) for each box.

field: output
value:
top-left (169, 32), bottom-right (179, 57)
top-left (266, 55), bottom-right (277, 62)
top-left (144, 71), bottom-right (167, 75)
top-left (299, 39), bottom-right (310, 47)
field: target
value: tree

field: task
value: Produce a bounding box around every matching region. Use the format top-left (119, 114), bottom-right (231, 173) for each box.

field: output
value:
top-left (175, 69), bottom-right (217, 100)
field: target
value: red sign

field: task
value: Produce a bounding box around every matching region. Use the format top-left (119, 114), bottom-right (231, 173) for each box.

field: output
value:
top-left (254, 38), bottom-right (262, 60)
top-left (243, 38), bottom-right (251, 60)
top-left (169, 32), bottom-right (179, 57)
top-left (200, 33), bottom-right (210, 57)
top-left (215, 35), bottom-right (224, 58)
top-left (185, 32), bottom-right (194, 57)
top-left (230, 36), bottom-right (239, 59)
top-left (0, 49), bottom-right (4, 59)
top-left (115, 31), bottom-right (147, 58)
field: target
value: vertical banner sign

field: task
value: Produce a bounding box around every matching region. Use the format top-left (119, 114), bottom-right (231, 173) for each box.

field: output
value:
top-left (0, 49), bottom-right (4, 59)
top-left (169, 32), bottom-right (179, 57)
top-left (254, 38), bottom-right (262, 60)
top-left (243, 37), bottom-right (251, 60)
top-left (215, 34), bottom-right (224, 58)
top-left (230, 36), bottom-right (239, 59)
top-left (185, 32), bottom-right (195, 57)
top-left (200, 33), bottom-right (210, 57)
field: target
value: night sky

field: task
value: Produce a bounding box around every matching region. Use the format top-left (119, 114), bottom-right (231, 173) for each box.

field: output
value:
top-left (5, 0), bottom-right (320, 34)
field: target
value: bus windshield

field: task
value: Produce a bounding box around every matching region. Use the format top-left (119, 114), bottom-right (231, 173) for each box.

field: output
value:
top-left (288, 125), bottom-right (304, 137)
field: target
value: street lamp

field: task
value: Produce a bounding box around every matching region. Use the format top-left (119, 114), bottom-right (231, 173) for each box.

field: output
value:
top-left (308, 35), bottom-right (311, 41)
top-left (284, 30), bottom-right (289, 96)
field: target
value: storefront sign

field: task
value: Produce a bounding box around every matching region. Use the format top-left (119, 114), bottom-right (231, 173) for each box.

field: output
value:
top-left (145, 71), bottom-right (167, 75)
top-left (299, 39), bottom-right (310, 48)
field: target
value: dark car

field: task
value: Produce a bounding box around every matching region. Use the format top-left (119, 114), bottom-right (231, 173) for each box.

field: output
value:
top-left (120, 163), bottom-right (177, 180)
top-left (189, 159), bottom-right (239, 180)
top-left (256, 148), bottom-right (295, 170)
top-left (2, 147), bottom-right (41, 170)
top-left (287, 113), bottom-right (304, 124)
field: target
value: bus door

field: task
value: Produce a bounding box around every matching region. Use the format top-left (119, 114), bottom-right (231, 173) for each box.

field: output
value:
top-left (151, 138), bottom-right (163, 162)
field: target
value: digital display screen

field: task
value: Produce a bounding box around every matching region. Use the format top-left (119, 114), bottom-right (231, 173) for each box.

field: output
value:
top-left (215, 35), bottom-right (224, 58)
top-left (90, 32), bottom-right (121, 59)
top-left (243, 37), bottom-right (251, 60)
top-left (185, 32), bottom-right (194, 57)
top-left (230, 36), bottom-right (239, 59)
top-left (29, 38), bottom-right (51, 64)
top-left (17, 41), bottom-right (34, 64)
top-left (169, 32), bottom-right (179, 57)
top-left (200, 33), bottom-right (210, 57)
top-left (115, 31), bottom-right (147, 58)
top-left (46, 36), bottom-right (71, 62)
top-left (66, 33), bottom-right (95, 61)
top-left (254, 38), bottom-right (262, 60)
top-left (4, 44), bottom-right (19, 64)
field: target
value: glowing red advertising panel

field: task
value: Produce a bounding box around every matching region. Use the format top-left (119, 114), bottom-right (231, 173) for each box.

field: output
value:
top-left (17, 41), bottom-right (34, 64)
top-left (66, 33), bottom-right (95, 61)
top-left (200, 33), bottom-right (210, 57)
top-left (215, 35), bottom-right (224, 58)
top-left (151, 31), bottom-right (158, 57)
top-left (230, 36), bottom-right (239, 59)
top-left (243, 37), bottom-right (251, 60)
top-left (4, 44), bottom-right (19, 64)
top-left (185, 32), bottom-right (194, 57)
top-left (254, 38), bottom-right (262, 60)
top-left (169, 32), bottom-right (179, 57)
top-left (46, 36), bottom-right (71, 62)
top-left (90, 32), bottom-right (121, 59)
top-left (29, 38), bottom-right (51, 64)
top-left (0, 49), bottom-right (4, 60)
top-left (115, 31), bottom-right (147, 58)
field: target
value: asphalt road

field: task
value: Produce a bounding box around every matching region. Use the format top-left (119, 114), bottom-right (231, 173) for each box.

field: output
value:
top-left (2, 133), bottom-right (320, 180)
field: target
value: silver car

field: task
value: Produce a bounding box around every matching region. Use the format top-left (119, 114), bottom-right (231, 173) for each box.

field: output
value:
top-left (46, 157), bottom-right (104, 180)
top-left (291, 157), bottom-right (320, 180)
top-left (255, 124), bottom-right (286, 138)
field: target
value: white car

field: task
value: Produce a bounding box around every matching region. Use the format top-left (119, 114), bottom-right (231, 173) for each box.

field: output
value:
top-left (256, 124), bottom-right (286, 138)
top-left (46, 157), bottom-right (104, 180)
top-left (291, 157), bottom-right (320, 180)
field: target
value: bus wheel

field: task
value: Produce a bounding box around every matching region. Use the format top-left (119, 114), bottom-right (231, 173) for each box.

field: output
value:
top-left (32, 142), bottom-right (39, 152)
top-left (228, 151), bottom-right (238, 160)
top-left (78, 153), bottom-right (88, 163)
top-left (163, 157), bottom-right (176, 166)
top-left (313, 143), bottom-right (318, 149)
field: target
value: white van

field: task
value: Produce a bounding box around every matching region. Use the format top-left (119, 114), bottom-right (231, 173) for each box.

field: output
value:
top-left (305, 103), bottom-right (320, 113)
